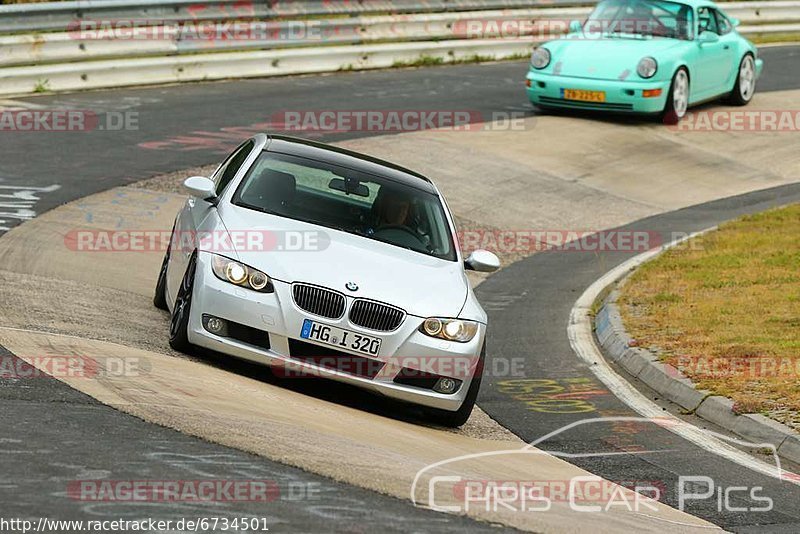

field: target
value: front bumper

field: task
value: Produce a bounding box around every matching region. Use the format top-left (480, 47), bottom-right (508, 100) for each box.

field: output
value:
top-left (526, 71), bottom-right (671, 114)
top-left (186, 251), bottom-right (485, 412)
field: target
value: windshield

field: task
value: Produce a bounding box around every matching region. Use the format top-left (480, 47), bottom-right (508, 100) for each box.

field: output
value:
top-left (232, 151), bottom-right (457, 261)
top-left (586, 0), bottom-right (694, 40)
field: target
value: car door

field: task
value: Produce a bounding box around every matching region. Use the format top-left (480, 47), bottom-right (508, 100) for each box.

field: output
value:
top-left (713, 9), bottom-right (740, 94)
top-left (166, 139), bottom-right (255, 306)
top-left (693, 7), bottom-right (732, 98)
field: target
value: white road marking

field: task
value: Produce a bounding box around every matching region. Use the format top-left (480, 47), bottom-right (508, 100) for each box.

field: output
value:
top-left (0, 184), bottom-right (60, 232)
top-left (0, 99), bottom-right (47, 111)
top-left (568, 229), bottom-right (800, 486)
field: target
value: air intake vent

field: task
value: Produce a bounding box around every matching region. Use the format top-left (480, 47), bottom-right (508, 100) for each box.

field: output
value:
top-left (288, 339), bottom-right (384, 379)
top-left (292, 283), bottom-right (346, 319)
top-left (539, 96), bottom-right (634, 111)
top-left (349, 299), bottom-right (405, 332)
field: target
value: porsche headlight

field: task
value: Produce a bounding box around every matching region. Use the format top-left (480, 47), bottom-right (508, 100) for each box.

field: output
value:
top-left (637, 57), bottom-right (658, 78)
top-left (420, 318), bottom-right (479, 343)
top-left (211, 255), bottom-right (273, 293)
top-left (531, 47), bottom-right (551, 69)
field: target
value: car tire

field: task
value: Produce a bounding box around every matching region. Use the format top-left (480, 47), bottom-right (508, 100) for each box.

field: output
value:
top-left (153, 246), bottom-right (171, 311)
top-left (169, 252), bottom-right (197, 353)
top-left (662, 67), bottom-right (690, 125)
top-left (728, 54), bottom-right (756, 106)
top-left (425, 343), bottom-right (485, 428)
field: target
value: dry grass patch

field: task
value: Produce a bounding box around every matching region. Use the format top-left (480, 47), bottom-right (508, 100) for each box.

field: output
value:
top-left (619, 203), bottom-right (800, 430)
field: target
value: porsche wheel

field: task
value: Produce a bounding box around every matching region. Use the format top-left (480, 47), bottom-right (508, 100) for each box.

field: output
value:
top-left (663, 68), bottom-right (689, 125)
top-left (729, 54), bottom-right (756, 106)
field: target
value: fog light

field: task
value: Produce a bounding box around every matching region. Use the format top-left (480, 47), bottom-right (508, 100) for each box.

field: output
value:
top-left (434, 377), bottom-right (459, 394)
top-left (203, 315), bottom-right (227, 336)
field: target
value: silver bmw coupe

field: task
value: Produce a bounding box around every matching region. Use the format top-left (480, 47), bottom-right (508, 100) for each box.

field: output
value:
top-left (155, 134), bottom-right (500, 426)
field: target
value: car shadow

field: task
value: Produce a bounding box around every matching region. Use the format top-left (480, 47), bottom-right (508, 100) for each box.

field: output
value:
top-left (534, 105), bottom-right (659, 126)
top-left (532, 98), bottom-right (727, 126)
top-left (185, 342), bottom-right (450, 429)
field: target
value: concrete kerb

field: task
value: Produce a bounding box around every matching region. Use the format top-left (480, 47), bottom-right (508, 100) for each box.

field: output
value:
top-left (593, 231), bottom-right (800, 466)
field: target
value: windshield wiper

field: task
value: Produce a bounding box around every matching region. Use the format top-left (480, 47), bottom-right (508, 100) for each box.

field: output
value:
top-left (298, 217), bottom-right (353, 234)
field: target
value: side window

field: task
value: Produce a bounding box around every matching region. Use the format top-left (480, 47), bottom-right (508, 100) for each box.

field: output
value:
top-left (213, 140), bottom-right (255, 196)
top-left (697, 7), bottom-right (718, 35)
top-left (714, 10), bottom-right (732, 35)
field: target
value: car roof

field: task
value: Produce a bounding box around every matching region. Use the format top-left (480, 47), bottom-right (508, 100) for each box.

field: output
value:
top-left (263, 134), bottom-right (437, 194)
top-left (665, 0), bottom-right (719, 9)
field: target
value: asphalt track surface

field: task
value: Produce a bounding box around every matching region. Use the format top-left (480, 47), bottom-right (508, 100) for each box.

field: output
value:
top-left (475, 183), bottom-right (800, 533)
top-left (1, 46), bottom-right (799, 531)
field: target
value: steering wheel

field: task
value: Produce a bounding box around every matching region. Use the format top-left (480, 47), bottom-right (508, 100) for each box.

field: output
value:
top-left (372, 225), bottom-right (427, 249)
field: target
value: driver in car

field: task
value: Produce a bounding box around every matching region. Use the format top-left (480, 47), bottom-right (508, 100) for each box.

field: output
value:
top-left (377, 189), bottom-right (412, 228)
top-left (367, 187), bottom-right (429, 251)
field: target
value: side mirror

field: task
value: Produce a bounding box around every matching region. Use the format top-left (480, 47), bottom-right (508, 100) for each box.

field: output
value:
top-left (183, 176), bottom-right (216, 200)
top-left (698, 31), bottom-right (719, 44)
top-left (569, 20), bottom-right (583, 33)
top-left (464, 249), bottom-right (500, 273)
top-left (730, 17), bottom-right (740, 28)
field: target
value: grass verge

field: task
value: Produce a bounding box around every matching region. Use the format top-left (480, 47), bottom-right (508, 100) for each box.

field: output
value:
top-left (618, 203), bottom-right (800, 430)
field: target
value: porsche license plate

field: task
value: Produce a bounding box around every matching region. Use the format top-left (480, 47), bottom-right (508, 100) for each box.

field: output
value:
top-left (300, 319), bottom-right (381, 357)
top-left (562, 89), bottom-right (606, 103)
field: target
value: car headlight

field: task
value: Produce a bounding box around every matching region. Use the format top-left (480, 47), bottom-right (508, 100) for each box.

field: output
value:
top-left (637, 57), bottom-right (658, 78)
top-left (531, 47), bottom-right (551, 69)
top-left (420, 318), bottom-right (479, 343)
top-left (211, 255), bottom-right (273, 293)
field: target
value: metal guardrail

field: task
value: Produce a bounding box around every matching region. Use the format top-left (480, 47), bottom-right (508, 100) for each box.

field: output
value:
top-left (0, 7), bottom-right (589, 67)
top-left (0, 0), bottom-right (798, 96)
top-left (2, 2), bottom-right (797, 67)
top-left (0, 0), bottom-right (594, 33)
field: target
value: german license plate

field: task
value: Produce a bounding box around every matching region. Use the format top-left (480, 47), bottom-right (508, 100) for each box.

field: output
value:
top-left (300, 319), bottom-right (382, 357)
top-left (562, 89), bottom-right (606, 102)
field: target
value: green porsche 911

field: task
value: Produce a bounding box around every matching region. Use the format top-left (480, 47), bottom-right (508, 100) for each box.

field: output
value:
top-left (525, 0), bottom-right (763, 123)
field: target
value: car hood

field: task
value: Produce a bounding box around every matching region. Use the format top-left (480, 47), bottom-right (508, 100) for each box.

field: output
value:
top-left (217, 204), bottom-right (468, 318)
top-left (546, 37), bottom-right (684, 80)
